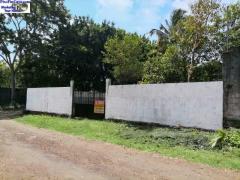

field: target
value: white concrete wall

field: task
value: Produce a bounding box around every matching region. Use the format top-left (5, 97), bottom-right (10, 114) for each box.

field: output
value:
top-left (105, 82), bottom-right (223, 130)
top-left (26, 87), bottom-right (73, 116)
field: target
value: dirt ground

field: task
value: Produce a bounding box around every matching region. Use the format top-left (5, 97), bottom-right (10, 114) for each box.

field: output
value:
top-left (0, 117), bottom-right (239, 179)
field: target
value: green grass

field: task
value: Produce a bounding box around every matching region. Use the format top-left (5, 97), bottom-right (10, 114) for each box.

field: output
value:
top-left (16, 115), bottom-right (240, 170)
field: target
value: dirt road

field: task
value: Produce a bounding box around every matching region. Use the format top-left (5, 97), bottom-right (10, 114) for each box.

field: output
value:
top-left (0, 119), bottom-right (239, 180)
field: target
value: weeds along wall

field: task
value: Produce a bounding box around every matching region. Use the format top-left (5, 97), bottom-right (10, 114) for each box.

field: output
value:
top-left (105, 81), bottom-right (223, 130)
top-left (26, 87), bottom-right (73, 116)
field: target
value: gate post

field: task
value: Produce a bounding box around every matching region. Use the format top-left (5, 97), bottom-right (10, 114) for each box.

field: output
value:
top-left (106, 79), bottom-right (111, 94)
top-left (105, 79), bottom-right (111, 119)
top-left (70, 80), bottom-right (75, 118)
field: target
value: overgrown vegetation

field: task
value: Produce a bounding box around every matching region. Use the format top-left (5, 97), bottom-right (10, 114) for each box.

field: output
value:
top-left (16, 115), bottom-right (240, 170)
top-left (211, 129), bottom-right (240, 149)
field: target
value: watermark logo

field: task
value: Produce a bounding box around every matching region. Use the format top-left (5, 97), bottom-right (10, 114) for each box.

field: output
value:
top-left (0, 0), bottom-right (31, 13)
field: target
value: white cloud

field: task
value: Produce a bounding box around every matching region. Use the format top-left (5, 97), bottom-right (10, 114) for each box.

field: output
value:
top-left (96, 0), bottom-right (133, 28)
top-left (97, 0), bottom-right (133, 11)
top-left (96, 0), bottom-right (167, 35)
top-left (95, 0), bottom-right (239, 36)
top-left (171, 0), bottom-right (195, 12)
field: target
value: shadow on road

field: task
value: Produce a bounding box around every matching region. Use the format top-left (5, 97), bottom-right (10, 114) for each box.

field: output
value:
top-left (0, 110), bottom-right (24, 120)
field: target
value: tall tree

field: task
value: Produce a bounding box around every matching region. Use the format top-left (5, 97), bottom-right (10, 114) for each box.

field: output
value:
top-left (142, 45), bottom-right (187, 83)
top-left (0, 0), bottom-right (69, 105)
top-left (19, 17), bottom-right (117, 91)
top-left (53, 17), bottom-right (117, 91)
top-left (220, 2), bottom-right (240, 51)
top-left (103, 33), bottom-right (151, 84)
top-left (173, 0), bottom-right (221, 81)
top-left (149, 9), bottom-right (186, 52)
top-left (143, 0), bottom-right (226, 84)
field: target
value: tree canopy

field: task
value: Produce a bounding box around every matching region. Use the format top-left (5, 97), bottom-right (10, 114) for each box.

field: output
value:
top-left (0, 0), bottom-right (239, 102)
top-left (103, 33), bottom-right (151, 84)
top-left (0, 0), bottom-right (69, 104)
top-left (18, 16), bottom-right (117, 91)
top-left (143, 0), bottom-right (237, 83)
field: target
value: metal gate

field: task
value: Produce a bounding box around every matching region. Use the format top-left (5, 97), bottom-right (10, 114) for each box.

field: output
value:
top-left (74, 91), bottom-right (105, 105)
top-left (73, 91), bottom-right (105, 118)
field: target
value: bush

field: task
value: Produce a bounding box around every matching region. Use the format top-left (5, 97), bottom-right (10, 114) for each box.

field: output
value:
top-left (211, 129), bottom-right (240, 149)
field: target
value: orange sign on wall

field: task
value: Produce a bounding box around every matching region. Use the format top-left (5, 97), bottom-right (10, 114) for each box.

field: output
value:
top-left (94, 100), bottom-right (105, 114)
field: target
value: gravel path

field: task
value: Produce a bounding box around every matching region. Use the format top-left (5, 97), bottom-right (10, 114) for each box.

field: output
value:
top-left (0, 119), bottom-right (239, 180)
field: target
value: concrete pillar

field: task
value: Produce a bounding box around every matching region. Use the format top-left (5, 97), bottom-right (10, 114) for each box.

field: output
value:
top-left (105, 79), bottom-right (111, 94)
top-left (223, 47), bottom-right (240, 127)
top-left (105, 79), bottom-right (111, 119)
top-left (70, 80), bottom-right (75, 118)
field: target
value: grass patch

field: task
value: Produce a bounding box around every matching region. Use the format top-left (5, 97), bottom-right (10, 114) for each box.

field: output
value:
top-left (16, 115), bottom-right (240, 170)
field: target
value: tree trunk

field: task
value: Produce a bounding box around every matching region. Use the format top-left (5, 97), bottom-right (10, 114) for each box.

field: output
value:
top-left (10, 69), bottom-right (16, 107)
top-left (188, 51), bottom-right (195, 82)
top-left (187, 64), bottom-right (193, 82)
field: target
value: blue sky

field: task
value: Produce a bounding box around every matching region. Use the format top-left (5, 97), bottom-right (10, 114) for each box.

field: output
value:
top-left (65, 0), bottom-right (236, 36)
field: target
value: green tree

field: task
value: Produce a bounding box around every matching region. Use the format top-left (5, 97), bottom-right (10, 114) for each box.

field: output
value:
top-left (173, 0), bottom-right (221, 82)
top-left (142, 45), bottom-right (187, 83)
top-left (0, 62), bottom-right (10, 87)
top-left (19, 17), bottom-right (117, 91)
top-left (0, 0), bottom-right (69, 105)
top-left (192, 61), bottom-right (222, 81)
top-left (220, 2), bottom-right (240, 51)
top-left (103, 33), bottom-right (151, 84)
top-left (149, 9), bottom-right (186, 52)
top-left (143, 0), bottom-right (226, 83)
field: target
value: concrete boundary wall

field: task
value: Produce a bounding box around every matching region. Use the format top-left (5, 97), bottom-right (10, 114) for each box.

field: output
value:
top-left (223, 47), bottom-right (240, 124)
top-left (105, 81), bottom-right (223, 130)
top-left (26, 87), bottom-right (73, 116)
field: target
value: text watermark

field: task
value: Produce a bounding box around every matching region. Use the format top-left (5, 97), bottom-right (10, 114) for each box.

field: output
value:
top-left (0, 0), bottom-right (31, 13)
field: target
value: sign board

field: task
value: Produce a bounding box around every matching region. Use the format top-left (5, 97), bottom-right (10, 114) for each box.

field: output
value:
top-left (94, 100), bottom-right (105, 114)
top-left (0, 0), bottom-right (31, 14)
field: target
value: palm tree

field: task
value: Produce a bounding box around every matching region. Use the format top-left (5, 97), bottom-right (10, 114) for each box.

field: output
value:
top-left (149, 9), bottom-right (186, 52)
